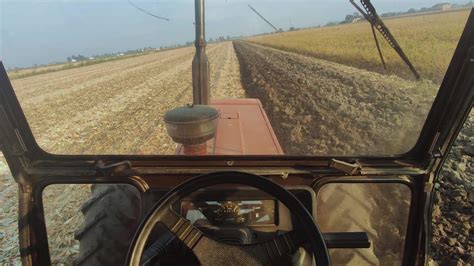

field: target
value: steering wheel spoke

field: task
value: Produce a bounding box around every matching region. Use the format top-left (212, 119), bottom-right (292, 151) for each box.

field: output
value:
top-left (161, 211), bottom-right (204, 250)
top-left (257, 231), bottom-right (300, 261)
top-left (159, 209), bottom-right (302, 264)
top-left (191, 231), bottom-right (300, 265)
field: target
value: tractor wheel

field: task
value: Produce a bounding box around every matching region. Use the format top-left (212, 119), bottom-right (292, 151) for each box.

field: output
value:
top-left (73, 184), bottom-right (141, 266)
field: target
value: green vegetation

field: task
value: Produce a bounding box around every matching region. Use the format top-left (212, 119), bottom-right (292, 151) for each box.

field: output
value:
top-left (249, 9), bottom-right (471, 83)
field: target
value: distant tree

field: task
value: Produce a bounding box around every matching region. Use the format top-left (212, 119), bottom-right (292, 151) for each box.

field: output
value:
top-left (344, 14), bottom-right (352, 23)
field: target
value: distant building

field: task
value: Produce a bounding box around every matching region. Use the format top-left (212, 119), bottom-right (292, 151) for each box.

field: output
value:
top-left (344, 13), bottom-right (363, 24)
top-left (440, 4), bottom-right (452, 10)
top-left (70, 59), bottom-right (77, 63)
top-left (431, 3), bottom-right (452, 11)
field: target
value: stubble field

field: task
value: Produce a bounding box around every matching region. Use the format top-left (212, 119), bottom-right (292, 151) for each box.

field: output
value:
top-left (1, 42), bottom-right (246, 264)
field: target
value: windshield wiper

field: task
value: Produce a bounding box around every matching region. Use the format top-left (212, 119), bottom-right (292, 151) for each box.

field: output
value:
top-left (350, 0), bottom-right (421, 79)
top-left (329, 159), bottom-right (362, 175)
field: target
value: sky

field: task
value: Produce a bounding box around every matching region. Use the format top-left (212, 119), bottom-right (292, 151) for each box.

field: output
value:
top-left (0, 0), bottom-right (449, 69)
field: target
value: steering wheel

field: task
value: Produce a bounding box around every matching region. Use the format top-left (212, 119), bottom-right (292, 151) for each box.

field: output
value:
top-left (127, 171), bottom-right (331, 265)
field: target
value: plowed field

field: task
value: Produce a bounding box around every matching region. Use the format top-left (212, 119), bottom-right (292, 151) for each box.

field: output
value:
top-left (233, 41), bottom-right (438, 156)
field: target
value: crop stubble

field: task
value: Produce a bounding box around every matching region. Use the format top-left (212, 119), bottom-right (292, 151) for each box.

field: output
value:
top-left (0, 42), bottom-right (245, 264)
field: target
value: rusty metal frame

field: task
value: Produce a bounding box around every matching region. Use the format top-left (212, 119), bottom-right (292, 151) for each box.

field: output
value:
top-left (0, 8), bottom-right (472, 266)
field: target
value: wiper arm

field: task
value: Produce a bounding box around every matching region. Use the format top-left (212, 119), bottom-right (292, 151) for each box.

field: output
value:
top-left (96, 160), bottom-right (132, 176)
top-left (329, 159), bottom-right (362, 175)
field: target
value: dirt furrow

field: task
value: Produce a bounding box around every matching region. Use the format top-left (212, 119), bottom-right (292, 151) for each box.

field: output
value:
top-left (233, 41), bottom-right (439, 156)
top-left (209, 42), bottom-right (246, 99)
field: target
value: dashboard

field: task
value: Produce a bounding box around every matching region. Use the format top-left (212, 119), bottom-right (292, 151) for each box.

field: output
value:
top-left (181, 199), bottom-right (277, 226)
top-left (141, 180), bottom-right (372, 264)
top-left (170, 186), bottom-right (316, 244)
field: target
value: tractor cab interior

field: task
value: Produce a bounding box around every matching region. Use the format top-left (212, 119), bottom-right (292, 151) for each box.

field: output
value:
top-left (0, 1), bottom-right (472, 265)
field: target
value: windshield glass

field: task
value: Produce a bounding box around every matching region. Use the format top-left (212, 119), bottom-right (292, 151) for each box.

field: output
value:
top-left (1, 0), bottom-right (471, 156)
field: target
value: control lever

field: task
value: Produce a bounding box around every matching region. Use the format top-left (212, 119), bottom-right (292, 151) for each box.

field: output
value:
top-left (323, 232), bottom-right (371, 249)
top-left (293, 231), bottom-right (370, 249)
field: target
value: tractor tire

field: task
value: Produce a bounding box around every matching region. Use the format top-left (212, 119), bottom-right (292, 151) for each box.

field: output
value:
top-left (73, 184), bottom-right (141, 266)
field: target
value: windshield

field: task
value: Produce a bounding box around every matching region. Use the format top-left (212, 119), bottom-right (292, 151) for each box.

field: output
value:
top-left (1, 0), bottom-right (471, 156)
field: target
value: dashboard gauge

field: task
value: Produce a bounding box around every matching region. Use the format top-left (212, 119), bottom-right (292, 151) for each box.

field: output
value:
top-left (216, 201), bottom-right (246, 224)
top-left (181, 199), bottom-right (276, 226)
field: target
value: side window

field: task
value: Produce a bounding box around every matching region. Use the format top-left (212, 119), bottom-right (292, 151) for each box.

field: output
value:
top-left (316, 182), bottom-right (411, 265)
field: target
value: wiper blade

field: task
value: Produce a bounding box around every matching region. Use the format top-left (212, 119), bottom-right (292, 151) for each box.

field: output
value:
top-left (128, 0), bottom-right (170, 21)
top-left (350, 0), bottom-right (421, 79)
top-left (96, 160), bottom-right (132, 176)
